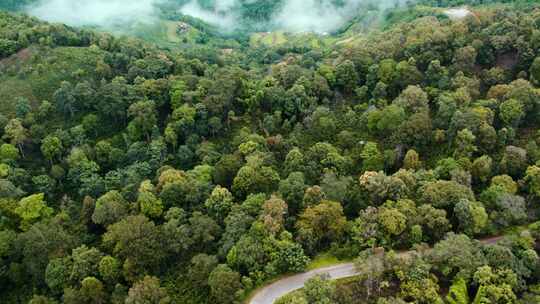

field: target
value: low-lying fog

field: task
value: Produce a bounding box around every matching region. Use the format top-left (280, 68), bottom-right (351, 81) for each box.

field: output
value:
top-left (25, 0), bottom-right (405, 33)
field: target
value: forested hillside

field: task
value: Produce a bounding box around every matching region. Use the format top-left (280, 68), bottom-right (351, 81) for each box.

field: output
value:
top-left (2, 1), bottom-right (540, 304)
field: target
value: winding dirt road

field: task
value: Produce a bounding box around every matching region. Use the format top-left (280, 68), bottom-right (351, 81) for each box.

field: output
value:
top-left (248, 236), bottom-right (504, 304)
top-left (249, 262), bottom-right (356, 304)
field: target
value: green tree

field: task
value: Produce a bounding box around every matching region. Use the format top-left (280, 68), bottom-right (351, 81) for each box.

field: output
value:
top-left (213, 154), bottom-right (242, 188)
top-left (446, 278), bottom-right (470, 304)
top-left (367, 105), bottom-right (406, 136)
top-left (397, 111), bottom-right (433, 148)
top-left (17, 219), bottom-right (79, 284)
top-left (430, 233), bottom-right (486, 279)
top-left (128, 100), bottom-right (157, 141)
top-left (361, 142), bottom-right (384, 172)
top-left (500, 146), bottom-right (527, 178)
top-left (54, 81), bottom-right (77, 118)
top-left (103, 215), bottom-right (164, 274)
top-left (471, 155), bottom-right (492, 184)
top-left (0, 38), bottom-right (19, 58)
top-left (283, 148), bottom-right (305, 177)
top-left (453, 46), bottom-right (477, 73)
top-left (164, 124), bottom-right (178, 152)
top-left (472, 266), bottom-right (517, 304)
top-left (378, 207), bottom-right (407, 237)
top-left (454, 129), bottom-right (477, 159)
top-left (70, 245), bottom-right (103, 284)
top-left (304, 274), bottom-right (335, 304)
top-left (226, 227), bottom-right (269, 275)
top-left (41, 136), bottom-right (63, 164)
top-left (269, 236), bottom-right (310, 274)
top-left (80, 277), bottom-right (106, 304)
top-left (296, 200), bottom-right (347, 253)
top-left (278, 172), bottom-right (307, 214)
top-left (232, 161), bottom-right (279, 199)
top-left (355, 249), bottom-right (387, 299)
top-left (188, 254), bottom-right (218, 289)
top-left (359, 171), bottom-right (407, 205)
top-left (393, 85), bottom-right (429, 114)
top-left (208, 264), bottom-right (243, 304)
top-left (260, 195), bottom-right (288, 236)
top-left (420, 180), bottom-right (474, 210)
top-left (0, 143), bottom-right (19, 163)
top-left (399, 275), bottom-right (443, 304)
top-left (416, 204), bottom-right (451, 243)
top-left (28, 295), bottom-right (58, 304)
top-left (454, 199), bottom-right (488, 236)
top-left (15, 193), bottom-right (53, 230)
top-left (169, 80), bottom-right (186, 109)
top-left (499, 99), bottom-right (524, 127)
top-left (403, 149), bottom-right (421, 170)
top-left (32, 174), bottom-right (56, 198)
top-left (125, 276), bottom-right (170, 304)
top-left (320, 170), bottom-right (351, 204)
top-left (205, 185), bottom-right (234, 224)
top-left (98, 255), bottom-right (121, 284)
top-left (335, 60), bottom-right (358, 93)
top-left (529, 56), bottom-right (540, 85)
top-left (82, 114), bottom-right (99, 137)
top-left (137, 180), bottom-right (163, 218)
top-left (220, 208), bottom-right (255, 256)
top-left (45, 257), bottom-right (72, 294)
top-left (171, 103), bottom-right (196, 137)
top-left (525, 165), bottom-right (540, 198)
top-left (92, 190), bottom-right (128, 226)
top-left (4, 118), bottom-right (27, 157)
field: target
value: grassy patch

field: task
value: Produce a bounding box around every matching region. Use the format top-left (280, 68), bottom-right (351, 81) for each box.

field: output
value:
top-left (250, 31), bottom-right (287, 47)
top-left (129, 21), bottom-right (171, 46)
top-left (382, 5), bottom-right (446, 29)
top-left (0, 77), bottom-right (35, 114)
top-left (165, 21), bottom-right (182, 43)
top-left (502, 223), bottom-right (534, 235)
top-left (306, 252), bottom-right (351, 271)
top-left (274, 289), bottom-right (304, 303)
top-left (0, 45), bottom-right (104, 116)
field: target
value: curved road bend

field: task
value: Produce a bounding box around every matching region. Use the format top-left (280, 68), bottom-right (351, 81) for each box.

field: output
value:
top-left (249, 236), bottom-right (504, 304)
top-left (249, 263), bottom-right (356, 304)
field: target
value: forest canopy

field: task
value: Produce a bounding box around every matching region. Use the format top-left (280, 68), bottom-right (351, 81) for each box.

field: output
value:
top-left (2, 0), bottom-right (540, 304)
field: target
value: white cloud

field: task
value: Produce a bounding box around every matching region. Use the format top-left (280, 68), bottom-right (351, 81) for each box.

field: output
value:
top-left (25, 0), bottom-right (406, 33)
top-left (180, 1), bottom-right (237, 29)
top-left (27, 0), bottom-right (162, 27)
top-left (274, 0), bottom-right (357, 33)
top-left (179, 0), bottom-right (404, 33)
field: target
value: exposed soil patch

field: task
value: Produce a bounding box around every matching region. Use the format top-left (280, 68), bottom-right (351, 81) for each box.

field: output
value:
top-left (0, 48), bottom-right (32, 68)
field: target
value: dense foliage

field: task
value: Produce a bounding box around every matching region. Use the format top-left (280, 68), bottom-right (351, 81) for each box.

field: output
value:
top-left (2, 1), bottom-right (540, 304)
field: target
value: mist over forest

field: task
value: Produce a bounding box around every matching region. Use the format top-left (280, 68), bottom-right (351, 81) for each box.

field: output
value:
top-left (26, 0), bottom-right (161, 27)
top-left (2, 0), bottom-right (540, 304)
top-left (178, 0), bottom-right (402, 33)
top-left (22, 0), bottom-right (404, 33)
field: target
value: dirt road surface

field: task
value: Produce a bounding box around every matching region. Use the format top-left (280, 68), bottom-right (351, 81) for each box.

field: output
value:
top-left (248, 235), bottom-right (505, 304)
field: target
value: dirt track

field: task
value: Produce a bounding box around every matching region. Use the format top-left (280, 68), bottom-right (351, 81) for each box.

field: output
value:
top-left (248, 235), bottom-right (505, 304)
